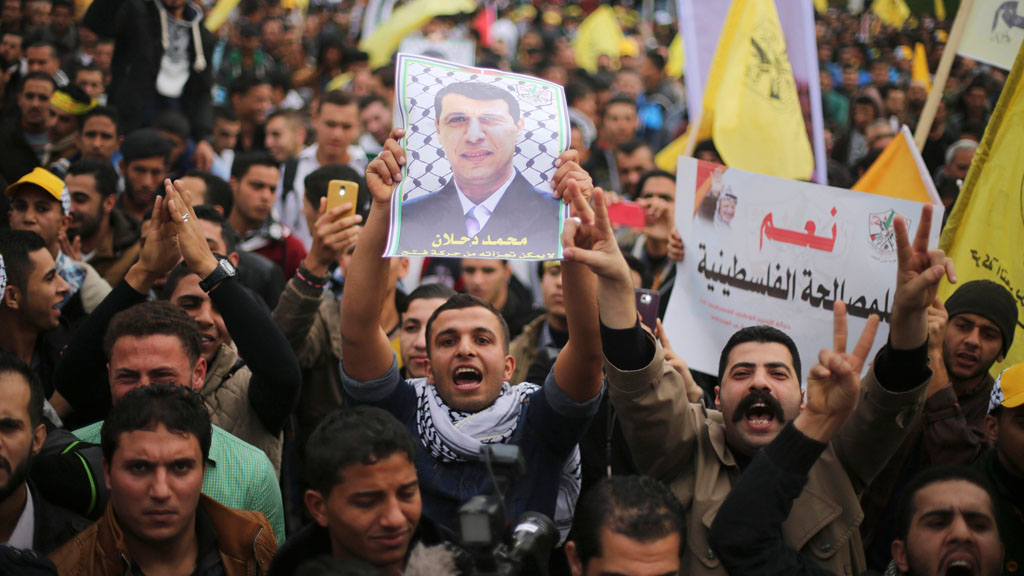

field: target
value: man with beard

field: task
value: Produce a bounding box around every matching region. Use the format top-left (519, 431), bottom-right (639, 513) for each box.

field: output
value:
top-left (43, 86), bottom-right (95, 169)
top-left (860, 279), bottom-right (1018, 570)
top-left (608, 203), bottom-right (952, 576)
top-left (0, 72), bottom-right (54, 185)
top-left (0, 230), bottom-right (69, 410)
top-left (74, 106), bottom-right (120, 165)
top-left (117, 128), bottom-right (172, 224)
top-left (0, 351), bottom-right (88, 554)
top-left (65, 158), bottom-right (140, 286)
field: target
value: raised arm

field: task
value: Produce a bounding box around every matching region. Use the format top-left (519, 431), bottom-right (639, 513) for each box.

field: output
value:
top-left (339, 128), bottom-right (407, 382)
top-left (834, 203), bottom-right (956, 490)
top-left (166, 179), bottom-right (302, 435)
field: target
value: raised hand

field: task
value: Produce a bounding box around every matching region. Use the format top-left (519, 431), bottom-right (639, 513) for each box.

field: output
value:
top-left (132, 193), bottom-right (182, 285)
top-left (551, 149), bottom-right (594, 203)
top-left (798, 302), bottom-right (880, 442)
top-left (365, 127), bottom-right (406, 206)
top-left (305, 197), bottom-right (362, 276)
top-left (165, 179), bottom-right (219, 279)
top-left (58, 231), bottom-right (82, 262)
top-left (890, 203), bottom-right (956, 349)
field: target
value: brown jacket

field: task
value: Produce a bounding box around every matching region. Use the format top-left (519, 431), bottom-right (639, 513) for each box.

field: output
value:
top-left (49, 494), bottom-right (277, 576)
top-left (607, 337), bottom-right (929, 576)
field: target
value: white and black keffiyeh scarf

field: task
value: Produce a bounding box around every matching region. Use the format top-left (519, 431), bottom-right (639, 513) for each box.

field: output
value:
top-left (411, 379), bottom-right (581, 540)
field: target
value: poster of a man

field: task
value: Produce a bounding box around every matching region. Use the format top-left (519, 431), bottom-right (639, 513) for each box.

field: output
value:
top-left (385, 54), bottom-right (569, 260)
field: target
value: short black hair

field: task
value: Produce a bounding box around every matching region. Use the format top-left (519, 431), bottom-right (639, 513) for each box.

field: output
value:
top-left (230, 150), bottom-right (279, 181)
top-left (401, 282), bottom-right (457, 315)
top-left (318, 90), bottom-right (356, 114)
top-left (358, 93), bottom-right (387, 111)
top-left (100, 382), bottom-right (212, 463)
top-left (213, 105), bottom-right (238, 123)
top-left (25, 40), bottom-right (57, 59)
top-left (193, 204), bottom-right (238, 253)
top-left (304, 406), bottom-right (416, 496)
top-left (121, 128), bottom-right (173, 164)
top-left (565, 80), bottom-right (594, 107)
top-left (424, 293), bottom-right (510, 355)
top-left (153, 109), bottom-right (191, 140)
top-left (0, 349), bottom-right (45, 427)
top-left (645, 49), bottom-right (666, 71)
top-left (229, 72), bottom-right (271, 99)
top-left (571, 476), bottom-right (685, 568)
top-left (433, 82), bottom-right (520, 123)
top-left (718, 326), bottom-right (802, 385)
top-left (103, 301), bottom-right (203, 367)
top-left (185, 171), bottom-right (233, 215)
top-left (67, 157), bottom-right (119, 200)
top-left (79, 105), bottom-right (119, 134)
top-left (266, 107), bottom-right (304, 130)
top-left (603, 95), bottom-right (638, 117)
top-left (894, 466), bottom-right (997, 541)
top-left (0, 229), bottom-right (48, 294)
top-left (616, 138), bottom-right (650, 156)
top-left (18, 70), bottom-right (56, 94)
top-left (636, 169), bottom-right (676, 196)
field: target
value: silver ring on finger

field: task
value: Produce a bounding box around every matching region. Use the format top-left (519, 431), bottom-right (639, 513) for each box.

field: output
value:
top-left (182, 212), bottom-right (190, 223)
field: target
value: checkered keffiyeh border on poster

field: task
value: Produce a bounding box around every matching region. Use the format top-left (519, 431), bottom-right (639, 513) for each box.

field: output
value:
top-left (397, 58), bottom-right (567, 201)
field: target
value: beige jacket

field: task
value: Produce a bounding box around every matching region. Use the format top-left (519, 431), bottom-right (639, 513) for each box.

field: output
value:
top-left (607, 337), bottom-right (928, 576)
top-left (203, 342), bottom-right (283, 476)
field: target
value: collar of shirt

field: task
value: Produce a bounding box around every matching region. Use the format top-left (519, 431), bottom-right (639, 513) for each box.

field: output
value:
top-left (5, 484), bottom-right (35, 550)
top-left (454, 170), bottom-right (516, 231)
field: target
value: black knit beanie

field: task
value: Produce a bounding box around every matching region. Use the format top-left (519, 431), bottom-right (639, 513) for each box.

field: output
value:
top-left (944, 279), bottom-right (1018, 355)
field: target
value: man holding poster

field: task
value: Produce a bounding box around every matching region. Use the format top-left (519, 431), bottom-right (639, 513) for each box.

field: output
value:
top-left (608, 198), bottom-right (955, 576)
top-left (386, 54), bottom-right (577, 260)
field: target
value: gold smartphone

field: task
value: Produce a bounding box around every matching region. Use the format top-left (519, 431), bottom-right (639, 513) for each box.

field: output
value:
top-left (326, 180), bottom-right (359, 218)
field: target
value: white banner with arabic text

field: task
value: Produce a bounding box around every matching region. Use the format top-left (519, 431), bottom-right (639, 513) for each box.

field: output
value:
top-left (664, 158), bottom-right (942, 379)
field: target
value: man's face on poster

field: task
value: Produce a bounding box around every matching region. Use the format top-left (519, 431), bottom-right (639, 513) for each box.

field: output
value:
top-left (436, 92), bottom-right (524, 203)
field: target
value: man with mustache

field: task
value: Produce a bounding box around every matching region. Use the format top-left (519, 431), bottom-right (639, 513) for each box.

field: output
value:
top-left (608, 203), bottom-right (952, 576)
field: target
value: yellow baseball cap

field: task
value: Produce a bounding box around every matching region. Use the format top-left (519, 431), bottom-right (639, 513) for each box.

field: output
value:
top-left (989, 362), bottom-right (1024, 413)
top-left (5, 167), bottom-right (70, 214)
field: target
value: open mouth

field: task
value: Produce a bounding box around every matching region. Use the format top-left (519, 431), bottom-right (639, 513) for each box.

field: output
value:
top-left (943, 556), bottom-right (977, 576)
top-left (733, 391), bottom-right (785, 431)
top-left (744, 401), bottom-right (776, 429)
top-left (452, 366), bottom-right (483, 390)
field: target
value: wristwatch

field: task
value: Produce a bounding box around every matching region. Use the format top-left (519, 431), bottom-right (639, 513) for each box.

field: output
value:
top-left (199, 258), bottom-right (237, 293)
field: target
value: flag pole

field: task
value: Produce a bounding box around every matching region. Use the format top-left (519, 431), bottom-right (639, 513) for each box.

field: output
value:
top-left (913, 0), bottom-right (975, 150)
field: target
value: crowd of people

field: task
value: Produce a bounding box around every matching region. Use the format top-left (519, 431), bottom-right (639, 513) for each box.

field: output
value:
top-left (0, 0), bottom-right (1020, 575)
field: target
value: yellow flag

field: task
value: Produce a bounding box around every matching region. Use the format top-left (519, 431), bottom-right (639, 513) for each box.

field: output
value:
top-left (204, 0), bottom-right (240, 32)
top-left (708, 0), bottom-right (813, 180)
top-left (814, 0), bottom-right (828, 14)
top-left (573, 6), bottom-right (625, 73)
top-left (912, 42), bottom-right (932, 92)
top-left (852, 126), bottom-right (936, 204)
top-left (872, 0), bottom-right (911, 27)
top-left (938, 43), bottom-right (1024, 375)
top-left (934, 0), bottom-right (946, 20)
top-left (666, 33), bottom-right (684, 79)
top-left (655, 128), bottom-right (690, 173)
top-left (358, 0), bottom-right (477, 69)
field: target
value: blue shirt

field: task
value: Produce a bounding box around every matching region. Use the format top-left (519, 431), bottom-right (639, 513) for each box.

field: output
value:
top-left (341, 356), bottom-right (600, 537)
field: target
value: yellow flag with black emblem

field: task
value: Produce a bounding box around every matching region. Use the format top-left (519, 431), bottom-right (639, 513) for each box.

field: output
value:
top-left (709, 0), bottom-right (813, 180)
top-left (938, 42), bottom-right (1024, 375)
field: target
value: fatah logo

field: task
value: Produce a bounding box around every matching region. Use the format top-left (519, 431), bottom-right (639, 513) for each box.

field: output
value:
top-left (744, 22), bottom-right (797, 107)
top-left (868, 209), bottom-right (909, 262)
top-left (515, 84), bottom-right (553, 107)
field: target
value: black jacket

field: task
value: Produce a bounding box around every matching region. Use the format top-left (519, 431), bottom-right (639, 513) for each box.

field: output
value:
top-left (0, 116), bottom-right (40, 184)
top-left (396, 170), bottom-right (562, 259)
top-left (29, 480), bottom-right (92, 554)
top-left (267, 516), bottom-right (446, 576)
top-left (83, 0), bottom-right (214, 138)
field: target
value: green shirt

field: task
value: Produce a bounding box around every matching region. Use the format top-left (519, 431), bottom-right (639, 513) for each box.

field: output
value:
top-left (74, 422), bottom-right (286, 545)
